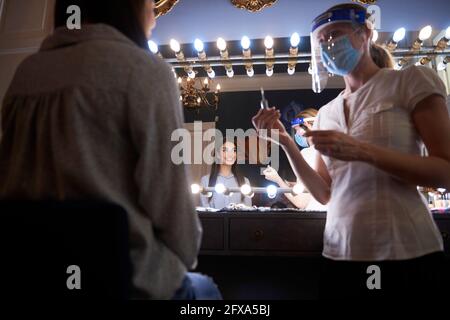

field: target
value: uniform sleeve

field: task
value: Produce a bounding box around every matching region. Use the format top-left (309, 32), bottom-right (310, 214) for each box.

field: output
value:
top-left (127, 56), bottom-right (202, 270)
top-left (402, 66), bottom-right (447, 112)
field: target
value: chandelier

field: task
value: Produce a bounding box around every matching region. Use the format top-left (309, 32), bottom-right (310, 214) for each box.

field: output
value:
top-left (177, 76), bottom-right (221, 110)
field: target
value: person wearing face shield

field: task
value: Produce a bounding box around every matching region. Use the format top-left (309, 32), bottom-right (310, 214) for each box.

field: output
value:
top-left (252, 3), bottom-right (450, 298)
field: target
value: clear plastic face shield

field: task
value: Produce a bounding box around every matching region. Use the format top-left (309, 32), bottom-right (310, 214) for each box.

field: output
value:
top-left (310, 8), bottom-right (369, 93)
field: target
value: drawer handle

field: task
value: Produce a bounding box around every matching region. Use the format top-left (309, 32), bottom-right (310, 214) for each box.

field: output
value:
top-left (442, 232), bottom-right (449, 240)
top-left (254, 230), bottom-right (264, 241)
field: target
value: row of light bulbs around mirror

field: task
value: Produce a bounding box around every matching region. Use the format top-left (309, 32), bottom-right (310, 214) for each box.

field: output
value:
top-left (190, 183), bottom-right (304, 199)
top-left (148, 25), bottom-right (450, 78)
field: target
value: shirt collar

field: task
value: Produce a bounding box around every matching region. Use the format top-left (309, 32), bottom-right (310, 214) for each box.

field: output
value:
top-left (40, 23), bottom-right (136, 51)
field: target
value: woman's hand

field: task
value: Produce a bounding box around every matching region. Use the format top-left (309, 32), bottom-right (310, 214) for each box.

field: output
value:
top-left (304, 130), bottom-right (372, 162)
top-left (263, 166), bottom-right (283, 184)
top-left (252, 107), bottom-right (291, 146)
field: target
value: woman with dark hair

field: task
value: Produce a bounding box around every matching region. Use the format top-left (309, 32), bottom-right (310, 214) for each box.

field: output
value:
top-left (0, 0), bottom-right (221, 299)
top-left (253, 3), bottom-right (450, 298)
top-left (200, 140), bottom-right (252, 209)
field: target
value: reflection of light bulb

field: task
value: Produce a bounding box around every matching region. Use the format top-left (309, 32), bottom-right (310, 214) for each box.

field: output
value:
top-left (170, 39), bottom-right (181, 53)
top-left (215, 183), bottom-right (226, 194)
top-left (290, 32), bottom-right (300, 47)
top-left (187, 70), bottom-right (196, 79)
top-left (217, 37), bottom-right (227, 51)
top-left (266, 68), bottom-right (273, 77)
top-left (419, 25), bottom-right (432, 41)
top-left (241, 36), bottom-right (251, 50)
top-left (226, 69), bottom-right (234, 78)
top-left (264, 36), bottom-right (274, 49)
top-left (446, 26), bottom-right (450, 39)
top-left (266, 185), bottom-right (277, 199)
top-left (240, 184), bottom-right (252, 196)
top-left (292, 183), bottom-right (304, 195)
top-left (288, 67), bottom-right (295, 75)
top-left (372, 30), bottom-right (379, 42)
top-left (393, 28), bottom-right (406, 43)
top-left (191, 184), bottom-right (201, 194)
top-left (148, 40), bottom-right (158, 54)
top-left (194, 38), bottom-right (204, 52)
top-left (207, 69), bottom-right (216, 78)
top-left (247, 68), bottom-right (254, 77)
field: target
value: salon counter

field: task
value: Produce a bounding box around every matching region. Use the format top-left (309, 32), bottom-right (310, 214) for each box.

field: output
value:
top-left (198, 211), bottom-right (450, 256)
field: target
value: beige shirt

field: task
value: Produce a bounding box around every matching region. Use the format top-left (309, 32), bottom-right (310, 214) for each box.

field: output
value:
top-left (314, 66), bottom-right (445, 261)
top-left (0, 24), bottom-right (202, 299)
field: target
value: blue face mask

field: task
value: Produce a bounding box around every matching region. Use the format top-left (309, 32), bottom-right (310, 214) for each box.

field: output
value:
top-left (320, 34), bottom-right (362, 76)
top-left (294, 133), bottom-right (309, 148)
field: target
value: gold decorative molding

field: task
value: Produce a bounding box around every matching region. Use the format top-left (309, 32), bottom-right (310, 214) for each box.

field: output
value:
top-left (155, 0), bottom-right (179, 18)
top-left (352, 0), bottom-right (377, 4)
top-left (231, 0), bottom-right (278, 13)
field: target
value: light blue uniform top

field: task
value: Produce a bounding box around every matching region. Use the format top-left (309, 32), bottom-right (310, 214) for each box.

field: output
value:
top-left (200, 174), bottom-right (252, 209)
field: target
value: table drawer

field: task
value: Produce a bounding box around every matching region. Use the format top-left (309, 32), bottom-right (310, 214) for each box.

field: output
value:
top-left (229, 218), bottom-right (325, 252)
top-left (200, 218), bottom-right (224, 250)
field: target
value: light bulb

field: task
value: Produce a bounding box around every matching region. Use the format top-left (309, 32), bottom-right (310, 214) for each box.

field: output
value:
top-left (290, 32), bottom-right (300, 48)
top-left (288, 67), bottom-right (295, 75)
top-left (177, 77), bottom-right (182, 84)
top-left (266, 185), bottom-right (277, 199)
top-left (187, 70), bottom-right (196, 79)
top-left (264, 36), bottom-right (274, 49)
top-left (215, 183), bottom-right (226, 194)
top-left (446, 26), bottom-right (450, 39)
top-left (292, 183), bottom-right (304, 195)
top-left (194, 38), bottom-right (204, 52)
top-left (240, 184), bottom-right (252, 196)
top-left (207, 69), bottom-right (216, 79)
top-left (226, 69), bottom-right (234, 78)
top-left (216, 84), bottom-right (221, 92)
top-left (203, 78), bottom-right (209, 86)
top-left (266, 68), bottom-right (273, 77)
top-left (393, 28), bottom-right (406, 43)
top-left (247, 68), bottom-right (254, 77)
top-left (241, 36), bottom-right (251, 50)
top-left (372, 30), bottom-right (379, 42)
top-left (419, 25), bottom-right (432, 41)
top-left (191, 184), bottom-right (201, 194)
top-left (170, 39), bottom-right (181, 53)
top-left (217, 37), bottom-right (227, 51)
top-left (148, 40), bottom-right (158, 54)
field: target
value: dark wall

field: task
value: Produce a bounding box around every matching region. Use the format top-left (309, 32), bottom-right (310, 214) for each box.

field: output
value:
top-left (183, 88), bottom-right (342, 206)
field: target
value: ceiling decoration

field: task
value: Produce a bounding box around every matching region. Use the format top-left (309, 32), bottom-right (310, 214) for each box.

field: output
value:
top-left (155, 0), bottom-right (179, 18)
top-left (231, 0), bottom-right (278, 13)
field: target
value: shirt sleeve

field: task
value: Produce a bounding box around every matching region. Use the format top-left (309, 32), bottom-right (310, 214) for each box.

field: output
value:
top-left (402, 66), bottom-right (448, 112)
top-left (127, 55), bottom-right (202, 270)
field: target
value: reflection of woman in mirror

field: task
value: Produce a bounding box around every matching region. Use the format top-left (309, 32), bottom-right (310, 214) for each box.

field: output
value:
top-left (200, 139), bottom-right (252, 209)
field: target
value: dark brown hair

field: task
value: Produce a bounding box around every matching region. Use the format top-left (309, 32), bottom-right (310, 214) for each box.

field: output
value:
top-left (54, 0), bottom-right (150, 50)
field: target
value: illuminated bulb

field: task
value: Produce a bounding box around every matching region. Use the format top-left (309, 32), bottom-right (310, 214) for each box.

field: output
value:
top-left (393, 28), bottom-right (406, 43)
top-left (216, 84), bottom-right (221, 92)
top-left (247, 68), bottom-right (254, 77)
top-left (292, 183), bottom-right (304, 195)
top-left (187, 70), bottom-right (196, 79)
top-left (288, 67), bottom-right (295, 75)
top-left (241, 36), bottom-right (251, 50)
top-left (191, 184), bottom-right (201, 194)
top-left (215, 183), bottom-right (226, 194)
top-left (264, 36), bottom-right (274, 49)
top-left (170, 39), bottom-right (181, 53)
top-left (266, 68), bottom-right (273, 77)
top-left (217, 37), bottom-right (227, 51)
top-left (148, 40), bottom-right (158, 54)
top-left (240, 184), bottom-right (252, 196)
top-left (203, 78), bottom-right (209, 86)
top-left (290, 32), bottom-right (300, 48)
top-left (194, 39), bottom-right (204, 52)
top-left (419, 26), bottom-right (432, 41)
top-left (207, 69), bottom-right (216, 79)
top-left (446, 26), bottom-right (450, 39)
top-left (372, 30), bottom-right (379, 42)
top-left (226, 69), bottom-right (234, 78)
top-left (266, 185), bottom-right (277, 199)
top-left (177, 77), bottom-right (182, 84)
